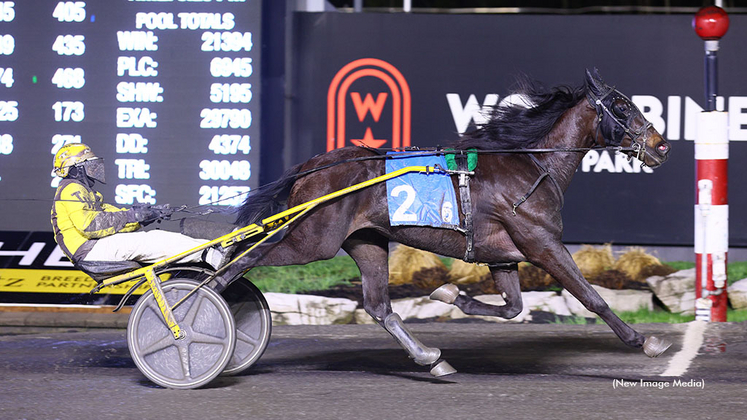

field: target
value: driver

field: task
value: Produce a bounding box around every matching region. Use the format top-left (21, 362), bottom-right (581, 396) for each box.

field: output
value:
top-left (50, 143), bottom-right (228, 277)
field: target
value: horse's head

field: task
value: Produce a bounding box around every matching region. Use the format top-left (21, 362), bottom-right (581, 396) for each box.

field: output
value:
top-left (585, 69), bottom-right (670, 168)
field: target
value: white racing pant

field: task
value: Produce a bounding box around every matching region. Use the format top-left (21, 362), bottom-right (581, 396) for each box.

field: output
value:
top-left (83, 230), bottom-right (222, 268)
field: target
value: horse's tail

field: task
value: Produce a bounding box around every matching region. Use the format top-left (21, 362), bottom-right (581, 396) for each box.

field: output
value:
top-left (235, 163), bottom-right (304, 226)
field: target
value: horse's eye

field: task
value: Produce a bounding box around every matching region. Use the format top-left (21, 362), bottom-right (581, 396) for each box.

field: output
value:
top-left (612, 102), bottom-right (629, 118)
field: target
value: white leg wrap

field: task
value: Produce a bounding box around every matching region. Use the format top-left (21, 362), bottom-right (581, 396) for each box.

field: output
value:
top-left (384, 313), bottom-right (441, 366)
top-left (429, 283), bottom-right (460, 304)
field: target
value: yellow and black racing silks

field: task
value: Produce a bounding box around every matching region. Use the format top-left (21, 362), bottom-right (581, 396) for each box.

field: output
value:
top-left (51, 178), bottom-right (140, 262)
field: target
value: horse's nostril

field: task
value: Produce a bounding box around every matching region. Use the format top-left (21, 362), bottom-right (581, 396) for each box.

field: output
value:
top-left (657, 143), bottom-right (669, 154)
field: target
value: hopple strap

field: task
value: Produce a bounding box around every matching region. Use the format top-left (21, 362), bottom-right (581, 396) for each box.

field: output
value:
top-left (511, 154), bottom-right (564, 216)
top-left (455, 153), bottom-right (475, 263)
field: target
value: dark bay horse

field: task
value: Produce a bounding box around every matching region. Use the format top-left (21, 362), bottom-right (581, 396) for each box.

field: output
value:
top-left (218, 69), bottom-right (672, 376)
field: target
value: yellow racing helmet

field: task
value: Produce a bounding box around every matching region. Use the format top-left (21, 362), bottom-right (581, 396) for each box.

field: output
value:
top-left (53, 143), bottom-right (103, 180)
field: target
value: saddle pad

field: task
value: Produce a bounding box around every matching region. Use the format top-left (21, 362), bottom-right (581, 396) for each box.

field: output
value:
top-left (385, 153), bottom-right (459, 228)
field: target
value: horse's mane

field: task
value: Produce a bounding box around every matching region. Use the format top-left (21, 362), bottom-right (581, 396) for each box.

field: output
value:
top-left (453, 77), bottom-right (586, 150)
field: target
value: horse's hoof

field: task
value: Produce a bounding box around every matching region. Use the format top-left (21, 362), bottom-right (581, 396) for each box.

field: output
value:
top-left (643, 336), bottom-right (672, 358)
top-left (430, 283), bottom-right (459, 304)
top-left (430, 359), bottom-right (457, 377)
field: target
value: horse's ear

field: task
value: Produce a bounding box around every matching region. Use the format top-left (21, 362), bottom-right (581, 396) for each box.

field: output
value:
top-left (585, 68), bottom-right (605, 96)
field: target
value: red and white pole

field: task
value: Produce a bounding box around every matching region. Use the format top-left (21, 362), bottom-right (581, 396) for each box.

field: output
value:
top-left (693, 4), bottom-right (730, 322)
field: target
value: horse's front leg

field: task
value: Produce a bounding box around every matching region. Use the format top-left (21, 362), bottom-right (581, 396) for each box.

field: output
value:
top-left (431, 264), bottom-right (523, 319)
top-left (528, 241), bottom-right (671, 357)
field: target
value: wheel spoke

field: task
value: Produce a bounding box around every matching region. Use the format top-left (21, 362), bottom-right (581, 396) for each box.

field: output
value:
top-left (179, 342), bottom-right (192, 379)
top-left (139, 334), bottom-right (176, 357)
top-left (231, 301), bottom-right (258, 317)
top-left (189, 330), bottom-right (230, 346)
top-left (236, 327), bottom-right (260, 347)
top-left (177, 293), bottom-right (201, 327)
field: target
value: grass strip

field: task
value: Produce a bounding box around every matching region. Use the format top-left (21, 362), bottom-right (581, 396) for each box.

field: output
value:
top-left (666, 261), bottom-right (747, 286)
top-left (245, 255), bottom-right (360, 294)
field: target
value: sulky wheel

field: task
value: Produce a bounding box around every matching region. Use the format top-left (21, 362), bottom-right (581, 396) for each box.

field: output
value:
top-left (154, 266), bottom-right (272, 375)
top-left (219, 276), bottom-right (272, 376)
top-left (127, 279), bottom-right (236, 389)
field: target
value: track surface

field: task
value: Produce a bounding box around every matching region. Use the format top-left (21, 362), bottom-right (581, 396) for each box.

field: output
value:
top-left (1, 322), bottom-right (745, 419)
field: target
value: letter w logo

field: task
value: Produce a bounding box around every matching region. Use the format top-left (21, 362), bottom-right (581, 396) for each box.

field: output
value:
top-left (327, 58), bottom-right (411, 151)
top-left (350, 92), bottom-right (388, 122)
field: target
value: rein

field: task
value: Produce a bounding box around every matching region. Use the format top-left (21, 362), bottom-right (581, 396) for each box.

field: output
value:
top-left (32, 145), bottom-right (633, 213)
top-left (281, 144), bottom-right (635, 181)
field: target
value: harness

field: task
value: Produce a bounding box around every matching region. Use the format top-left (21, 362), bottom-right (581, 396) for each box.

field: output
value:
top-left (511, 154), bottom-right (564, 216)
top-left (451, 151), bottom-right (564, 263)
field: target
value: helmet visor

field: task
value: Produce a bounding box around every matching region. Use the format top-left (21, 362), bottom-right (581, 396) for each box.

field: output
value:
top-left (82, 159), bottom-right (106, 184)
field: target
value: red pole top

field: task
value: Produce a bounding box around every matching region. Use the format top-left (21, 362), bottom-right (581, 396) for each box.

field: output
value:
top-left (693, 5), bottom-right (730, 41)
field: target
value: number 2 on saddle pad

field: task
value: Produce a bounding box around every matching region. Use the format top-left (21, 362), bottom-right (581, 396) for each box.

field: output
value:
top-left (385, 153), bottom-right (459, 229)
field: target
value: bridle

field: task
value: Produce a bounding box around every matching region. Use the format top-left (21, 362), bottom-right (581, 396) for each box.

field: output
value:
top-left (586, 86), bottom-right (653, 163)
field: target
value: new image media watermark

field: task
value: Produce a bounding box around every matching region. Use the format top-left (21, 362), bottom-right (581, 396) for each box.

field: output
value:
top-left (613, 379), bottom-right (705, 390)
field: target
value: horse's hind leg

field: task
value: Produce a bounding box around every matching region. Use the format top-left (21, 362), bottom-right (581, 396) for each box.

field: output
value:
top-left (342, 232), bottom-right (456, 377)
top-left (431, 264), bottom-right (523, 319)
